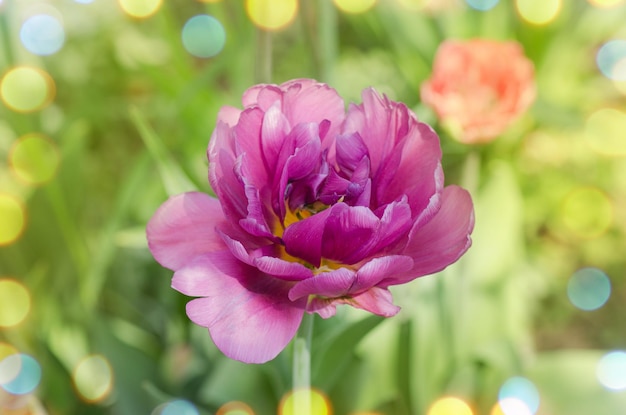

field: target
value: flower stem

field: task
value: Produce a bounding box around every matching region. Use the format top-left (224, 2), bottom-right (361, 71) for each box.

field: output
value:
top-left (292, 312), bottom-right (314, 415)
top-left (254, 27), bottom-right (272, 84)
top-left (317, 0), bottom-right (337, 84)
top-left (461, 150), bottom-right (481, 196)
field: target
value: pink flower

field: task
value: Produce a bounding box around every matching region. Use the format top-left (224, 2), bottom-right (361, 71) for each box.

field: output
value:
top-left (147, 79), bottom-right (474, 363)
top-left (421, 39), bottom-right (536, 144)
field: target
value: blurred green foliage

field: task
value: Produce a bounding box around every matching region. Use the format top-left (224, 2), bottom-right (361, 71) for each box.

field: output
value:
top-left (1, 0), bottom-right (626, 414)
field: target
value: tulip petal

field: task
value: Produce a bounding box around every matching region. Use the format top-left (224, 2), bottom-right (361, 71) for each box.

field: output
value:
top-left (239, 183), bottom-right (276, 239)
top-left (147, 192), bottom-right (226, 271)
top-left (242, 83), bottom-right (281, 109)
top-left (281, 79), bottom-right (345, 143)
top-left (282, 205), bottom-right (335, 267)
top-left (261, 102), bottom-right (291, 175)
top-left (216, 105), bottom-right (242, 127)
top-left (208, 125), bottom-right (248, 223)
top-left (307, 287), bottom-right (400, 318)
top-left (174, 252), bottom-right (305, 364)
top-left (351, 255), bottom-right (414, 292)
top-left (288, 267), bottom-right (356, 301)
top-left (321, 201), bottom-right (413, 264)
top-left (335, 132), bottom-right (369, 175)
top-left (388, 185), bottom-right (474, 285)
top-left (349, 287), bottom-right (401, 316)
top-left (254, 256), bottom-right (314, 281)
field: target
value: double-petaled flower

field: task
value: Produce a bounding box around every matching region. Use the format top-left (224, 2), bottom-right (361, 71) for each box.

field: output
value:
top-left (421, 39), bottom-right (536, 144)
top-left (147, 79), bottom-right (474, 363)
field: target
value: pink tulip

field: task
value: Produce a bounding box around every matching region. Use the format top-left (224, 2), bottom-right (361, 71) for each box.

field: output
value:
top-left (147, 79), bottom-right (474, 363)
top-left (421, 39), bottom-right (536, 144)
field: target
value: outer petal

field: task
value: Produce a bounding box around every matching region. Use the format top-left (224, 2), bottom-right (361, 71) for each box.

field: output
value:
top-left (307, 287), bottom-right (400, 318)
top-left (288, 268), bottom-right (356, 301)
top-left (216, 105), bottom-right (242, 127)
top-left (208, 123), bottom-right (248, 223)
top-left (147, 192), bottom-right (226, 271)
top-left (288, 255), bottom-right (412, 301)
top-left (254, 256), bottom-right (314, 281)
top-left (280, 79), bottom-right (345, 143)
top-left (173, 252), bottom-right (306, 364)
top-left (344, 88), bottom-right (443, 216)
top-left (388, 185), bottom-right (474, 285)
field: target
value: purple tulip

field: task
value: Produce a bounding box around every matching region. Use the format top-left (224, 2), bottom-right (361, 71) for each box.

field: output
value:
top-left (147, 79), bottom-right (474, 363)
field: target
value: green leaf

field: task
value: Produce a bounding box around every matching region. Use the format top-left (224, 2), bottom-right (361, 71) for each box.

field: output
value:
top-left (130, 106), bottom-right (198, 196)
top-left (312, 314), bottom-right (385, 391)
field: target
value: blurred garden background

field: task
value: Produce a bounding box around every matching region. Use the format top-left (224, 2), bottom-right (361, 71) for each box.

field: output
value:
top-left (1, 0), bottom-right (626, 414)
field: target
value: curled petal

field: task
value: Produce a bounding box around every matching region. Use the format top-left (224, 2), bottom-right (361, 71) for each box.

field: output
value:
top-left (280, 79), bottom-right (345, 143)
top-left (238, 183), bottom-right (276, 240)
top-left (173, 252), bottom-right (306, 364)
top-left (288, 267), bottom-right (356, 301)
top-left (389, 185), bottom-right (474, 285)
top-left (208, 127), bottom-right (248, 223)
top-left (260, 102), bottom-right (291, 176)
top-left (308, 287), bottom-right (400, 318)
top-left (216, 105), bottom-right (242, 127)
top-left (288, 255), bottom-right (412, 301)
top-left (351, 255), bottom-right (413, 293)
top-left (282, 206), bottom-right (335, 267)
top-left (254, 256), bottom-right (314, 281)
top-left (233, 108), bottom-right (267, 187)
top-left (321, 201), bottom-right (413, 264)
top-left (147, 192), bottom-right (226, 271)
top-left (335, 132), bottom-right (369, 175)
top-left (320, 204), bottom-right (378, 264)
top-left (374, 122), bottom-right (443, 217)
top-left (242, 83), bottom-right (281, 109)
top-left (349, 287), bottom-right (400, 316)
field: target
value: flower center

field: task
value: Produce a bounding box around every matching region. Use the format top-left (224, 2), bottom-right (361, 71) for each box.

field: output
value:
top-left (276, 201), bottom-right (345, 273)
top-left (278, 201), bottom-right (328, 236)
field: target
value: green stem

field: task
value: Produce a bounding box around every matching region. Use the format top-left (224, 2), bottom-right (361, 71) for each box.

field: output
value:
top-left (292, 312), bottom-right (314, 415)
top-left (301, 0), bottom-right (337, 83)
top-left (0, 0), bottom-right (16, 65)
top-left (45, 182), bottom-right (90, 284)
top-left (397, 319), bottom-right (413, 415)
top-left (316, 0), bottom-right (337, 83)
top-left (461, 150), bottom-right (481, 197)
top-left (436, 274), bottom-right (455, 388)
top-left (254, 27), bottom-right (272, 84)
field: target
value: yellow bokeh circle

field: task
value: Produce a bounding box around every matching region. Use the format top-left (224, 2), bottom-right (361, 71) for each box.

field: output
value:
top-left (334, 0), bottom-right (377, 14)
top-left (216, 401), bottom-right (255, 415)
top-left (585, 108), bottom-right (626, 157)
top-left (397, 0), bottom-right (429, 10)
top-left (515, 0), bottom-right (561, 25)
top-left (490, 398), bottom-right (533, 415)
top-left (587, 0), bottom-right (624, 7)
top-left (614, 79), bottom-right (626, 95)
top-left (10, 134), bottom-right (61, 185)
top-left (118, 0), bottom-right (163, 18)
top-left (246, 0), bottom-right (298, 31)
top-left (279, 388), bottom-right (332, 415)
top-left (0, 194), bottom-right (26, 246)
top-left (427, 397), bottom-right (473, 415)
top-left (73, 354), bottom-right (114, 403)
top-left (561, 187), bottom-right (613, 239)
top-left (0, 279), bottom-right (31, 328)
top-left (1, 67), bottom-right (55, 113)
